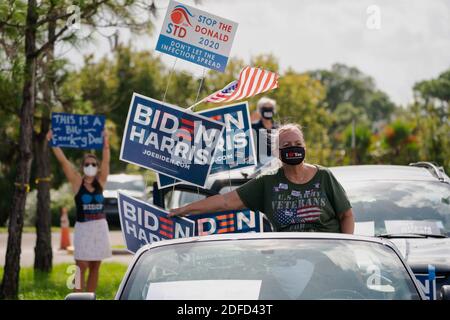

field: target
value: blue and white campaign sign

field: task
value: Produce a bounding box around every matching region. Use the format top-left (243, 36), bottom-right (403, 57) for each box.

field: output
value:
top-left (120, 93), bottom-right (224, 188)
top-left (190, 210), bottom-right (273, 236)
top-left (156, 0), bottom-right (238, 72)
top-left (50, 113), bottom-right (105, 149)
top-left (118, 192), bottom-right (196, 253)
top-left (415, 264), bottom-right (437, 300)
top-left (157, 102), bottom-right (256, 188)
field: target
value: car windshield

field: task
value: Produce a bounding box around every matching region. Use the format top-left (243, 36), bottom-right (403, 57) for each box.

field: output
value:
top-left (105, 180), bottom-right (145, 192)
top-left (165, 184), bottom-right (240, 209)
top-left (340, 180), bottom-right (450, 237)
top-left (120, 239), bottom-right (420, 300)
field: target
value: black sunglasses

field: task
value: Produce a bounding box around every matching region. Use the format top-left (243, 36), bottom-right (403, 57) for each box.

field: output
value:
top-left (84, 163), bottom-right (97, 167)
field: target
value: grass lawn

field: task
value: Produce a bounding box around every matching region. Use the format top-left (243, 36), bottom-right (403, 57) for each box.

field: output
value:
top-left (111, 244), bottom-right (126, 249)
top-left (0, 227), bottom-right (74, 234)
top-left (0, 263), bottom-right (128, 300)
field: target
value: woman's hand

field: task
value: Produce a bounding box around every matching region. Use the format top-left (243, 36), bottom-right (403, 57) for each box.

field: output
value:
top-left (339, 209), bottom-right (355, 234)
top-left (102, 129), bottom-right (110, 148)
top-left (168, 206), bottom-right (189, 218)
top-left (167, 191), bottom-right (245, 218)
top-left (99, 128), bottom-right (111, 187)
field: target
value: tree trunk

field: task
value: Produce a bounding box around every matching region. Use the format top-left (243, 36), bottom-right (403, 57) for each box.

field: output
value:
top-left (34, 9), bottom-right (56, 273)
top-left (0, 0), bottom-right (38, 300)
top-left (33, 118), bottom-right (52, 272)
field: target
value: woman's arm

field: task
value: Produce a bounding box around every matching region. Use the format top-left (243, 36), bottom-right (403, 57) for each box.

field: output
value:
top-left (338, 208), bottom-right (355, 234)
top-left (168, 190), bottom-right (245, 218)
top-left (47, 130), bottom-right (81, 193)
top-left (98, 130), bottom-right (110, 187)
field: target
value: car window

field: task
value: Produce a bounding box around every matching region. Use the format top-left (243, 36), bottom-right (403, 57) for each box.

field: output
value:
top-left (341, 180), bottom-right (450, 236)
top-left (120, 239), bottom-right (420, 300)
top-left (164, 184), bottom-right (241, 210)
top-left (219, 185), bottom-right (239, 194)
top-left (105, 180), bottom-right (145, 192)
top-left (165, 190), bottom-right (207, 210)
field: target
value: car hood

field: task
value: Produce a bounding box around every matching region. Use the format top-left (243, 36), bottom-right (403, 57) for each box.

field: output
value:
top-left (103, 189), bottom-right (144, 199)
top-left (388, 238), bottom-right (450, 273)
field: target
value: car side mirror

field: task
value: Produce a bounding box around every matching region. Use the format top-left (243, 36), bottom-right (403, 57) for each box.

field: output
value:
top-left (441, 285), bottom-right (450, 300)
top-left (65, 292), bottom-right (96, 300)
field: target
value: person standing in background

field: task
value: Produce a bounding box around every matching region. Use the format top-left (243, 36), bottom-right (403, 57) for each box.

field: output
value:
top-left (47, 130), bottom-right (112, 293)
top-left (252, 97), bottom-right (279, 166)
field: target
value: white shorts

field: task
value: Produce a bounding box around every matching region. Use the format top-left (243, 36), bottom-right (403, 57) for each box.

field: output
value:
top-left (73, 219), bottom-right (112, 261)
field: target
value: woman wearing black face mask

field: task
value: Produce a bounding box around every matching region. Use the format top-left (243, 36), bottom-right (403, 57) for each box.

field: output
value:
top-left (169, 124), bottom-right (355, 234)
top-left (47, 130), bottom-right (112, 293)
top-left (252, 97), bottom-right (278, 165)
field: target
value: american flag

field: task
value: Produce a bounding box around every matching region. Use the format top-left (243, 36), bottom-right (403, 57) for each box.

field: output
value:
top-left (203, 66), bottom-right (279, 104)
top-left (296, 206), bottom-right (321, 222)
top-left (275, 206), bottom-right (322, 226)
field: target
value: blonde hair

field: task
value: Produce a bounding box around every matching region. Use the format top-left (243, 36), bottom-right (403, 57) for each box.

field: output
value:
top-left (268, 123), bottom-right (305, 158)
top-left (81, 153), bottom-right (99, 166)
top-left (80, 153), bottom-right (103, 191)
top-left (257, 97), bottom-right (277, 113)
top-left (277, 123), bottom-right (305, 145)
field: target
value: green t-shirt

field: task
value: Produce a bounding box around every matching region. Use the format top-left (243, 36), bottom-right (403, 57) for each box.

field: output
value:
top-left (236, 165), bottom-right (352, 233)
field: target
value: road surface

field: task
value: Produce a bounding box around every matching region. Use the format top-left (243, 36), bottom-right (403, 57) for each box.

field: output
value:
top-left (0, 231), bottom-right (133, 267)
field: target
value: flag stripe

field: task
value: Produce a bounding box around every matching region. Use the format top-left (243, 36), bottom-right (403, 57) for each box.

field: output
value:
top-left (205, 66), bottom-right (278, 104)
top-left (297, 208), bottom-right (322, 214)
top-left (248, 73), bottom-right (273, 99)
top-left (159, 230), bottom-right (173, 238)
top-left (218, 227), bottom-right (235, 233)
top-left (248, 69), bottom-right (267, 98)
top-left (261, 72), bottom-right (275, 93)
top-left (298, 205), bottom-right (322, 209)
top-left (160, 217), bottom-right (174, 225)
top-left (302, 218), bottom-right (320, 222)
top-left (235, 67), bottom-right (257, 101)
top-left (180, 125), bottom-right (194, 133)
top-left (298, 213), bottom-right (321, 218)
top-left (216, 214), bottom-right (234, 220)
top-left (224, 66), bottom-right (251, 102)
top-left (181, 118), bottom-right (194, 127)
top-left (160, 224), bottom-right (173, 232)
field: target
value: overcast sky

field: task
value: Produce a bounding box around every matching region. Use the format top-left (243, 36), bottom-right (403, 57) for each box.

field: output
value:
top-left (61, 0), bottom-right (450, 106)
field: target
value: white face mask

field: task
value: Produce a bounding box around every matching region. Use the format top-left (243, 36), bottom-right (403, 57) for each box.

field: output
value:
top-left (83, 165), bottom-right (98, 177)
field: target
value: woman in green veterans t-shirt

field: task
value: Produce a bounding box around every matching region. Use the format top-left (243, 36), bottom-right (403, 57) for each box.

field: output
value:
top-left (169, 123), bottom-right (355, 234)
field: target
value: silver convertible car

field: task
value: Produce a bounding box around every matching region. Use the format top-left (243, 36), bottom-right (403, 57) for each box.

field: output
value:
top-left (79, 233), bottom-right (426, 300)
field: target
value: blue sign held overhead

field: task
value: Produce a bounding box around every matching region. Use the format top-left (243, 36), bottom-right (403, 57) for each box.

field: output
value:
top-left (50, 113), bottom-right (105, 149)
top-left (117, 192), bottom-right (196, 253)
top-left (120, 93), bottom-right (224, 188)
top-left (157, 102), bottom-right (256, 188)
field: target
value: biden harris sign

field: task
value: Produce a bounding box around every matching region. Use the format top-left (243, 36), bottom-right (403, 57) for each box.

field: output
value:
top-left (156, 0), bottom-right (238, 72)
top-left (157, 102), bottom-right (256, 188)
top-left (190, 210), bottom-right (273, 236)
top-left (120, 93), bottom-right (224, 187)
top-left (118, 192), bottom-right (195, 253)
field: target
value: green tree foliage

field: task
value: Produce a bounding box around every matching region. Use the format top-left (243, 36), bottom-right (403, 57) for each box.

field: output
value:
top-left (343, 122), bottom-right (372, 165)
top-left (381, 119), bottom-right (419, 165)
top-left (274, 69), bottom-right (331, 164)
top-left (412, 68), bottom-right (450, 172)
top-left (309, 63), bottom-right (395, 122)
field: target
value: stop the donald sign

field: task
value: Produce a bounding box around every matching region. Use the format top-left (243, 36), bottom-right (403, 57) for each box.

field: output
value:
top-left (156, 0), bottom-right (238, 72)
